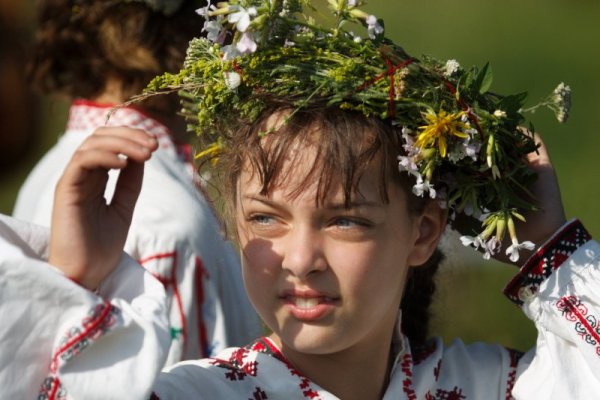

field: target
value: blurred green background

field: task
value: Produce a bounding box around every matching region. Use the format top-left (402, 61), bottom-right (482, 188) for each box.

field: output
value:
top-left (1, 0), bottom-right (598, 352)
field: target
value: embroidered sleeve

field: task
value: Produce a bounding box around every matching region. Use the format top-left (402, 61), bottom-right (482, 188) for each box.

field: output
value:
top-left (505, 220), bottom-right (600, 398)
top-left (0, 228), bottom-right (170, 400)
top-left (503, 219), bottom-right (591, 306)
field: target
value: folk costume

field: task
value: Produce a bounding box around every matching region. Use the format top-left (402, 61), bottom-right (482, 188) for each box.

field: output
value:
top-left (0, 216), bottom-right (599, 399)
top-left (3, 0), bottom-right (592, 398)
top-left (13, 100), bottom-right (263, 365)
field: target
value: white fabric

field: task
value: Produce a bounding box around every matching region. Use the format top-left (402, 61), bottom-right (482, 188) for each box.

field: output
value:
top-left (0, 214), bottom-right (170, 400)
top-left (1, 215), bottom-right (599, 399)
top-left (12, 101), bottom-right (263, 365)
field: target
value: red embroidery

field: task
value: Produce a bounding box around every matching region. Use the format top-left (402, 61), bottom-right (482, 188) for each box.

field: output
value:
top-left (504, 220), bottom-right (590, 306)
top-left (38, 376), bottom-right (66, 400)
top-left (413, 339), bottom-right (438, 365)
top-left (504, 348), bottom-right (524, 400)
top-left (426, 386), bottom-right (466, 400)
top-left (556, 296), bottom-right (600, 356)
top-left (256, 338), bottom-right (322, 399)
top-left (400, 353), bottom-right (417, 400)
top-left (250, 387), bottom-right (268, 400)
top-left (139, 251), bottom-right (188, 349)
top-left (39, 302), bottom-right (118, 400)
top-left (195, 256), bottom-right (210, 357)
top-left (212, 347), bottom-right (259, 381)
top-left (67, 100), bottom-right (171, 143)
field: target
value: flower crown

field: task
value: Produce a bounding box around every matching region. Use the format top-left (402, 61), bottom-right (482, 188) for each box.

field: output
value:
top-left (144, 0), bottom-right (571, 262)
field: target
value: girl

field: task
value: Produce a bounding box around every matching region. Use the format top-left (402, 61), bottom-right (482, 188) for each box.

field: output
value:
top-left (1, 1), bottom-right (598, 399)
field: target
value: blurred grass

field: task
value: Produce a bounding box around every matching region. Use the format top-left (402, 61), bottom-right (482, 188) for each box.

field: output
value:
top-left (1, 0), bottom-right (598, 351)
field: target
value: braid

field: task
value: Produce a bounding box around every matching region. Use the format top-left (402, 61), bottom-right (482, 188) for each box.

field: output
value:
top-left (401, 248), bottom-right (444, 347)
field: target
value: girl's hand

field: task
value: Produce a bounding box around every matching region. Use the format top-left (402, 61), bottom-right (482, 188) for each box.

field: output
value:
top-left (49, 127), bottom-right (158, 289)
top-left (511, 132), bottom-right (567, 251)
top-left (453, 132), bottom-right (567, 265)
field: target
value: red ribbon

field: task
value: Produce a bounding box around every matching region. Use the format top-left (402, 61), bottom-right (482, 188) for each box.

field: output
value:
top-left (356, 58), bottom-right (414, 118)
top-left (443, 80), bottom-right (483, 134)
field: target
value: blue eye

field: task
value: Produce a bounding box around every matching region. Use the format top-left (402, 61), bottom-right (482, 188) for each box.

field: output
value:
top-left (249, 214), bottom-right (275, 225)
top-left (333, 217), bottom-right (373, 229)
top-left (335, 218), bottom-right (357, 227)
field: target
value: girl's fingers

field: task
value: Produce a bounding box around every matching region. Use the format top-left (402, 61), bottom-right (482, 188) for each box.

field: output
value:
top-left (57, 127), bottom-right (158, 193)
top-left (92, 126), bottom-right (158, 148)
top-left (78, 134), bottom-right (157, 163)
top-left (112, 159), bottom-right (145, 211)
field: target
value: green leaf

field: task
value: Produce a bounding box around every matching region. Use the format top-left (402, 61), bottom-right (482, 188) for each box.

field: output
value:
top-left (497, 92), bottom-right (528, 114)
top-left (473, 62), bottom-right (493, 94)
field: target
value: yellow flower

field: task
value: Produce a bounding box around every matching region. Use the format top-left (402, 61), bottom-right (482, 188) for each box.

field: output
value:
top-left (195, 141), bottom-right (223, 165)
top-left (415, 109), bottom-right (469, 158)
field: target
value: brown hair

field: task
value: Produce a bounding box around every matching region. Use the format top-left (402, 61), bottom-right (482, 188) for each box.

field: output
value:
top-left (29, 0), bottom-right (205, 104)
top-left (216, 104), bottom-right (442, 347)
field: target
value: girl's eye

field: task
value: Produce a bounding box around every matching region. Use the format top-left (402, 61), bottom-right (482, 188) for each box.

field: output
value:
top-left (334, 217), bottom-right (358, 228)
top-left (328, 216), bottom-right (374, 241)
top-left (331, 217), bottom-right (372, 229)
top-left (244, 213), bottom-right (286, 238)
top-left (248, 214), bottom-right (276, 225)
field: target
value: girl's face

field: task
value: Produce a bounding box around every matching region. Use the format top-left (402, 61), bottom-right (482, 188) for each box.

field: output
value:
top-left (236, 136), bottom-right (443, 358)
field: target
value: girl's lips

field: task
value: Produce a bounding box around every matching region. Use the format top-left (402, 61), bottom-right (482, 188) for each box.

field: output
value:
top-left (280, 290), bottom-right (339, 321)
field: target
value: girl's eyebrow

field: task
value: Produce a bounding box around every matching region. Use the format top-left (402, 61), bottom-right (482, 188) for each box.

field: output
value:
top-left (324, 200), bottom-right (382, 210)
top-left (242, 195), bottom-right (381, 210)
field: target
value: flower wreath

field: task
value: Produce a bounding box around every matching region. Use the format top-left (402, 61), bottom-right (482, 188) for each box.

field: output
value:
top-left (143, 0), bottom-right (571, 262)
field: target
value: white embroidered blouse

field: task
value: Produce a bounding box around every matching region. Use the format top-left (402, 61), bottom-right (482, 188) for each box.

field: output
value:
top-left (0, 215), bottom-right (598, 399)
top-left (11, 100), bottom-right (263, 365)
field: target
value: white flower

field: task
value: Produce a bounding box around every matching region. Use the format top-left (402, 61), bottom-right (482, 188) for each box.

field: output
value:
top-left (195, 1), bottom-right (216, 18)
top-left (203, 18), bottom-right (225, 43)
top-left (447, 148), bottom-right (466, 163)
top-left (397, 155), bottom-right (420, 177)
top-left (401, 126), bottom-right (413, 136)
top-left (493, 109), bottom-right (507, 118)
top-left (412, 176), bottom-right (436, 199)
top-left (228, 5), bottom-right (257, 32)
top-left (482, 237), bottom-right (500, 260)
top-left (460, 235), bottom-right (483, 250)
top-left (366, 15), bottom-right (384, 39)
top-left (221, 44), bottom-right (240, 60)
top-left (464, 140), bottom-right (481, 161)
top-left (552, 82), bottom-right (571, 123)
top-left (223, 71), bottom-right (241, 90)
top-left (236, 32), bottom-right (257, 54)
top-left (443, 59), bottom-right (460, 77)
top-left (401, 128), bottom-right (419, 157)
top-left (505, 240), bottom-right (535, 262)
top-left (348, 0), bottom-right (357, 7)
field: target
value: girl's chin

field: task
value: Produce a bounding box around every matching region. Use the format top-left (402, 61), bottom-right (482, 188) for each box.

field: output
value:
top-left (271, 326), bottom-right (349, 356)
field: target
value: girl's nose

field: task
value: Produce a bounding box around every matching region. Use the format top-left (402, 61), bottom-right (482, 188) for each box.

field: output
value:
top-left (281, 225), bottom-right (327, 279)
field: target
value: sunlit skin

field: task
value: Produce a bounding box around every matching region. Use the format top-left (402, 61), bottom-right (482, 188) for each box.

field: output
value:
top-left (235, 136), bottom-right (445, 400)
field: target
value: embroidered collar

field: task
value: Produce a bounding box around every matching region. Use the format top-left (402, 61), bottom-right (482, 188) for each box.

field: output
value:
top-left (67, 99), bottom-right (170, 142)
top-left (67, 99), bottom-right (196, 165)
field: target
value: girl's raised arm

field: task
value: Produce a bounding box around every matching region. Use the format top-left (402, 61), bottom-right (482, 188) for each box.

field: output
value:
top-left (49, 126), bottom-right (158, 289)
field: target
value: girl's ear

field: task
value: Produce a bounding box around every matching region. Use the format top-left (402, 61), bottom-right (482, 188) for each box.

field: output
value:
top-left (407, 201), bottom-right (447, 267)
